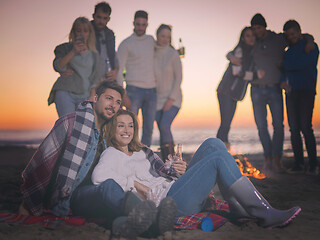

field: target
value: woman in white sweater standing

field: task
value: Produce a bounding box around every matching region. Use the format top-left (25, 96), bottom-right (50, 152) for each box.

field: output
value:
top-left (154, 24), bottom-right (183, 161)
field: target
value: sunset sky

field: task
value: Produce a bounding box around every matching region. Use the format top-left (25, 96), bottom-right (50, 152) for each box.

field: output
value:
top-left (0, 0), bottom-right (319, 130)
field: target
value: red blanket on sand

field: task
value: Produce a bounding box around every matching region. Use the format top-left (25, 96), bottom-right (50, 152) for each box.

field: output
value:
top-left (0, 198), bottom-right (229, 231)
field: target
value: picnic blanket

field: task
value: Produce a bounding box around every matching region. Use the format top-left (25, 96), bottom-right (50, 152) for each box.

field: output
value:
top-left (0, 195), bottom-right (229, 231)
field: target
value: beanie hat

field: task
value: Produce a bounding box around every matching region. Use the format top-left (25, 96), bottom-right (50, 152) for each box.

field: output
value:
top-left (251, 13), bottom-right (267, 28)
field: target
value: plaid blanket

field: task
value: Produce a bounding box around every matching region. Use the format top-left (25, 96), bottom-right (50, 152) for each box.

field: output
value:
top-left (0, 198), bottom-right (229, 231)
top-left (21, 101), bottom-right (95, 216)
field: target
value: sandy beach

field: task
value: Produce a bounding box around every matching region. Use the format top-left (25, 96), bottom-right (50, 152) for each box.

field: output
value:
top-left (0, 146), bottom-right (319, 240)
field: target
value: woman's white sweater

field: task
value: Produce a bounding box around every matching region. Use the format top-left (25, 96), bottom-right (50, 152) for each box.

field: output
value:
top-left (91, 147), bottom-right (174, 206)
top-left (154, 45), bottom-right (183, 110)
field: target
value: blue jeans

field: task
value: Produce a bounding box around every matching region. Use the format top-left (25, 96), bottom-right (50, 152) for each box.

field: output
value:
top-left (126, 85), bottom-right (157, 146)
top-left (286, 90), bottom-right (317, 170)
top-left (216, 92), bottom-right (238, 143)
top-left (71, 139), bottom-right (242, 219)
top-left (70, 179), bottom-right (125, 219)
top-left (250, 86), bottom-right (284, 157)
top-left (155, 106), bottom-right (180, 144)
top-left (167, 138), bottom-right (243, 217)
top-left (54, 90), bottom-right (87, 117)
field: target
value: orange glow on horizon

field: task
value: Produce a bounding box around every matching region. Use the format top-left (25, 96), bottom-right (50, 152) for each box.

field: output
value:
top-left (0, 0), bottom-right (320, 131)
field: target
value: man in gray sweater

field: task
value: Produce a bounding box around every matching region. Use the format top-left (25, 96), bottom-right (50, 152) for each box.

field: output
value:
top-left (248, 13), bottom-right (287, 173)
top-left (116, 10), bottom-right (156, 147)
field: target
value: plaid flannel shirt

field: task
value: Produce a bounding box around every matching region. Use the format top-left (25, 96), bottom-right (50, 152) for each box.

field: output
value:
top-left (143, 147), bottom-right (180, 180)
top-left (21, 102), bottom-right (95, 216)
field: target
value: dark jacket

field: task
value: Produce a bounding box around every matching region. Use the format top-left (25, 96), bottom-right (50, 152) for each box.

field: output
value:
top-left (280, 39), bottom-right (319, 92)
top-left (91, 21), bottom-right (117, 69)
top-left (217, 45), bottom-right (256, 101)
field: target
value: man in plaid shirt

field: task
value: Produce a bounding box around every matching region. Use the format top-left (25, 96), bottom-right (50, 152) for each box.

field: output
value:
top-left (20, 81), bottom-right (125, 218)
top-left (19, 80), bottom-right (177, 238)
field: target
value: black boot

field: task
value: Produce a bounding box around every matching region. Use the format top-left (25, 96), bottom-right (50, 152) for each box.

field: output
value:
top-left (155, 197), bottom-right (177, 235)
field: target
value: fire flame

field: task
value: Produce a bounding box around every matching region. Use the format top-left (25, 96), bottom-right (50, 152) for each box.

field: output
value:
top-left (233, 154), bottom-right (266, 179)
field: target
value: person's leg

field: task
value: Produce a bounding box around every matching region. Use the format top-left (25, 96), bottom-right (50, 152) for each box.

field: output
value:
top-left (166, 139), bottom-right (301, 228)
top-left (157, 106), bottom-right (179, 145)
top-left (156, 107), bottom-right (179, 161)
top-left (71, 180), bottom-right (158, 238)
top-left (298, 91), bottom-right (317, 171)
top-left (286, 92), bottom-right (304, 169)
top-left (216, 92), bottom-right (237, 144)
top-left (74, 96), bottom-right (88, 111)
top-left (126, 85), bottom-right (144, 115)
top-left (250, 87), bottom-right (272, 157)
top-left (267, 87), bottom-right (284, 157)
top-left (70, 179), bottom-right (125, 218)
top-left (141, 88), bottom-right (157, 146)
top-left (251, 86), bottom-right (273, 171)
top-left (267, 87), bottom-right (285, 172)
top-left (54, 90), bottom-right (78, 117)
top-left (167, 138), bottom-right (243, 216)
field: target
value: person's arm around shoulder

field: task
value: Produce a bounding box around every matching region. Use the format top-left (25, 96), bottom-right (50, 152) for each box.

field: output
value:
top-left (302, 33), bottom-right (315, 53)
top-left (283, 41), bottom-right (319, 71)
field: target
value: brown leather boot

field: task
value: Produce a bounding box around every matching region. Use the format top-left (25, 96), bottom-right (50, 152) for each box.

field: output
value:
top-left (160, 142), bottom-right (175, 162)
top-left (273, 156), bottom-right (286, 173)
top-left (262, 156), bottom-right (273, 172)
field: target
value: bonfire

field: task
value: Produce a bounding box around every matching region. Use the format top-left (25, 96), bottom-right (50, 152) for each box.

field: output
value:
top-left (233, 154), bottom-right (266, 179)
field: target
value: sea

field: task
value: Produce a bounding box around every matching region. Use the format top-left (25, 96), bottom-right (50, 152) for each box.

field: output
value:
top-left (0, 127), bottom-right (319, 157)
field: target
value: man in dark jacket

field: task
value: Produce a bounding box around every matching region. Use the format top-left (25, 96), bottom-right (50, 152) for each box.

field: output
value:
top-left (91, 1), bottom-right (119, 81)
top-left (280, 20), bottom-right (319, 175)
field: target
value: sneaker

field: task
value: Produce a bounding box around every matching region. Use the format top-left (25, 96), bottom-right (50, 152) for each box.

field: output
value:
top-left (287, 165), bottom-right (304, 174)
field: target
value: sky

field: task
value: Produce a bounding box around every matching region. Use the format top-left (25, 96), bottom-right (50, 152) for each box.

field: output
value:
top-left (0, 0), bottom-right (320, 130)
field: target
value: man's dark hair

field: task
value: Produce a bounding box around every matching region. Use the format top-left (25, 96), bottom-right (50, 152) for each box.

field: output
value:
top-left (96, 81), bottom-right (125, 99)
top-left (251, 13), bottom-right (267, 28)
top-left (283, 20), bottom-right (301, 32)
top-left (94, 2), bottom-right (112, 15)
top-left (134, 10), bottom-right (148, 20)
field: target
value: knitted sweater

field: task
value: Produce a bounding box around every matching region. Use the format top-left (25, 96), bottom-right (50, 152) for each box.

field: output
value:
top-left (154, 45), bottom-right (183, 110)
top-left (116, 33), bottom-right (156, 88)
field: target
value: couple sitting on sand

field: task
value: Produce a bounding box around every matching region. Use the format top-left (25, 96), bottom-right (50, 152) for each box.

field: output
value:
top-left (19, 81), bottom-right (301, 239)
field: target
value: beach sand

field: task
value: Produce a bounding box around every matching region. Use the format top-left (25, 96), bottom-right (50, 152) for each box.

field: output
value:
top-left (0, 146), bottom-right (319, 240)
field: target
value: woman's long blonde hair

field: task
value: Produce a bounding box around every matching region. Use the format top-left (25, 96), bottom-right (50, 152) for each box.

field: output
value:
top-left (69, 17), bottom-right (97, 52)
top-left (102, 109), bottom-right (145, 152)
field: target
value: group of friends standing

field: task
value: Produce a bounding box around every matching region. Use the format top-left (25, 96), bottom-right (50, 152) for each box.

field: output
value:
top-left (48, 2), bottom-right (182, 162)
top-left (18, 3), bottom-right (312, 239)
top-left (216, 13), bottom-right (319, 176)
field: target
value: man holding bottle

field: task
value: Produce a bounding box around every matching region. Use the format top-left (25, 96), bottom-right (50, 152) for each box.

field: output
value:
top-left (91, 1), bottom-right (119, 81)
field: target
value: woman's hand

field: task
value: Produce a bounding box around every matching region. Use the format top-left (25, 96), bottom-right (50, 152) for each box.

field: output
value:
top-left (229, 55), bottom-right (242, 66)
top-left (60, 67), bottom-right (74, 77)
top-left (162, 98), bottom-right (174, 112)
top-left (173, 160), bottom-right (187, 175)
top-left (73, 38), bottom-right (87, 54)
top-left (134, 181), bottom-right (150, 200)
